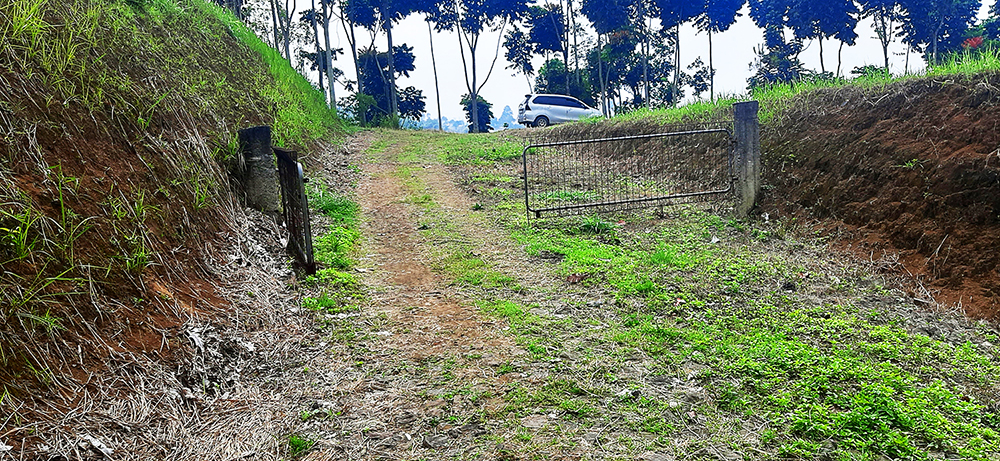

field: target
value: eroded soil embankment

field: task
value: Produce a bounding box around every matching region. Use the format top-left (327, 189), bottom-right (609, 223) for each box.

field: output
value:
top-left (760, 74), bottom-right (1000, 319)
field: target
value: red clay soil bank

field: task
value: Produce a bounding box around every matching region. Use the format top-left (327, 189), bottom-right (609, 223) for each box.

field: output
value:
top-left (759, 74), bottom-right (1000, 320)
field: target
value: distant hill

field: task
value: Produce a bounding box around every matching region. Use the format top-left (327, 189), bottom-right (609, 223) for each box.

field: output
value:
top-left (407, 105), bottom-right (525, 133)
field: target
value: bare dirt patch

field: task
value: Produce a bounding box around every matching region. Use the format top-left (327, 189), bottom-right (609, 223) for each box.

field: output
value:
top-left (760, 74), bottom-right (1000, 320)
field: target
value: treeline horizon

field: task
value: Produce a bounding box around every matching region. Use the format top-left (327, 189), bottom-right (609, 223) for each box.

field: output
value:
top-left (214, 0), bottom-right (999, 132)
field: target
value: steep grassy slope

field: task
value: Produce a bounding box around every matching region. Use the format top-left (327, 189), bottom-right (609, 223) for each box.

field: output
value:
top-left (0, 0), bottom-right (343, 412)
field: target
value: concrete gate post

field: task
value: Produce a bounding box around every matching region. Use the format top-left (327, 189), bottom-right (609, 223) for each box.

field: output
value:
top-left (733, 101), bottom-right (761, 217)
top-left (238, 126), bottom-right (282, 216)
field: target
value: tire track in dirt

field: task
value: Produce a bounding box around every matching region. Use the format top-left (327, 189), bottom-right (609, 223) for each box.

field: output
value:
top-left (354, 132), bottom-right (519, 366)
top-left (297, 132), bottom-right (530, 460)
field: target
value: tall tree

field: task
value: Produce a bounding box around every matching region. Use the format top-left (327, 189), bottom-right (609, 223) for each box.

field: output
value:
top-left (419, 1), bottom-right (452, 131)
top-left (302, 6), bottom-right (326, 94)
top-left (581, 0), bottom-right (632, 114)
top-left (269, 0), bottom-right (297, 61)
top-left (339, 0), bottom-right (378, 120)
top-left (343, 0), bottom-right (421, 123)
top-left (321, 0), bottom-right (338, 110)
top-left (503, 3), bottom-right (572, 92)
top-left (899, 0), bottom-right (979, 65)
top-left (443, 0), bottom-right (528, 133)
top-left (747, 0), bottom-right (807, 87)
top-left (654, 0), bottom-right (701, 106)
top-left (859, 0), bottom-right (904, 71)
top-left (696, 0), bottom-right (745, 101)
top-left (503, 28), bottom-right (536, 89)
top-left (354, 45), bottom-right (426, 123)
top-left (785, 0), bottom-right (858, 75)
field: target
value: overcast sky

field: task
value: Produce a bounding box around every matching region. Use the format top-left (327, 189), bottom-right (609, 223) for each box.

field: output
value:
top-left (303, 1), bottom-right (996, 121)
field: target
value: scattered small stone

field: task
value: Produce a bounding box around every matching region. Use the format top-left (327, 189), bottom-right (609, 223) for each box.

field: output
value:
top-left (582, 432), bottom-right (600, 444)
top-left (378, 433), bottom-right (409, 447)
top-left (586, 299), bottom-right (606, 307)
top-left (522, 414), bottom-right (549, 428)
top-left (181, 387), bottom-right (199, 401)
top-left (82, 434), bottom-right (113, 457)
top-left (449, 422), bottom-right (486, 437)
top-left (711, 447), bottom-right (742, 461)
top-left (421, 434), bottom-right (449, 449)
top-left (710, 236), bottom-right (721, 244)
top-left (640, 452), bottom-right (676, 461)
top-left (668, 401), bottom-right (681, 409)
top-left (397, 412), bottom-right (417, 426)
top-left (312, 400), bottom-right (337, 411)
top-left (615, 389), bottom-right (641, 400)
top-left (0, 441), bottom-right (11, 452)
top-left (681, 388), bottom-right (705, 404)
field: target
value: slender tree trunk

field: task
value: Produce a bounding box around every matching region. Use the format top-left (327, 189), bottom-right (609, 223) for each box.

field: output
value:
top-left (471, 42), bottom-right (479, 133)
top-left (837, 41), bottom-right (844, 78)
top-left (310, 1), bottom-right (324, 94)
top-left (878, 15), bottom-right (891, 70)
top-left (322, 1), bottom-right (336, 110)
top-left (382, 0), bottom-right (399, 123)
top-left (559, 0), bottom-right (570, 94)
top-left (269, 0), bottom-right (281, 56)
top-left (598, 34), bottom-right (607, 115)
top-left (709, 28), bottom-right (714, 102)
top-left (818, 36), bottom-right (825, 74)
top-left (282, 0), bottom-right (294, 62)
top-left (568, 0), bottom-right (578, 85)
top-left (932, 20), bottom-right (943, 66)
top-left (338, 8), bottom-right (365, 121)
top-left (428, 21), bottom-right (443, 131)
top-left (457, 24), bottom-right (481, 133)
top-left (672, 23), bottom-right (680, 107)
top-left (642, 16), bottom-right (649, 108)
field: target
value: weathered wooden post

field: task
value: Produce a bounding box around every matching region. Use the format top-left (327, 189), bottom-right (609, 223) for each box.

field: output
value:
top-left (238, 126), bottom-right (282, 217)
top-left (733, 101), bottom-right (761, 217)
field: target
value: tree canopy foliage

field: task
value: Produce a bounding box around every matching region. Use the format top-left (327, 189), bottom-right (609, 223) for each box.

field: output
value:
top-left (249, 0), bottom-right (995, 126)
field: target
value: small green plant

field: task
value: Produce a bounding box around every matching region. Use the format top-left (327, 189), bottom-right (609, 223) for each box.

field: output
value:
top-left (287, 434), bottom-right (315, 458)
top-left (1, 267), bottom-right (79, 316)
top-left (192, 181), bottom-right (210, 210)
top-left (895, 158), bottom-right (926, 169)
top-left (577, 215), bottom-right (615, 234)
top-left (0, 204), bottom-right (44, 262)
top-left (121, 231), bottom-right (152, 273)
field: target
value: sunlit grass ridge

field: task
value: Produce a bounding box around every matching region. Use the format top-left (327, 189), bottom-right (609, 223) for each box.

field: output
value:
top-left (620, 48), bottom-right (1000, 125)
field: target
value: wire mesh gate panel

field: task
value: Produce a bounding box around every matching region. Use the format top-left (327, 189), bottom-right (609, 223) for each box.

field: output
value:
top-left (522, 123), bottom-right (733, 218)
top-left (274, 147), bottom-right (316, 274)
top-left (521, 101), bottom-right (760, 219)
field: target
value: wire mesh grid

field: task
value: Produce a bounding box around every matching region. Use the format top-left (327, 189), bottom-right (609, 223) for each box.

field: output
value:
top-left (522, 121), bottom-right (735, 219)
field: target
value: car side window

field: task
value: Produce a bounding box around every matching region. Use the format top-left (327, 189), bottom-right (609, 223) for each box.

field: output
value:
top-left (553, 97), bottom-right (574, 107)
top-left (533, 96), bottom-right (554, 105)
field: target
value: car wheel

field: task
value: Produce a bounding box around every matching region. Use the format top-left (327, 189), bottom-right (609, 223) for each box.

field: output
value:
top-left (534, 116), bottom-right (549, 128)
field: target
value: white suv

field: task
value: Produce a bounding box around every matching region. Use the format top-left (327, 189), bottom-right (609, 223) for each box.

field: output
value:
top-left (517, 94), bottom-right (602, 127)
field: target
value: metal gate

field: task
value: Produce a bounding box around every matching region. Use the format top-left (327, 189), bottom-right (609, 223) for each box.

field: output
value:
top-left (274, 147), bottom-right (316, 274)
top-left (522, 101), bottom-right (760, 219)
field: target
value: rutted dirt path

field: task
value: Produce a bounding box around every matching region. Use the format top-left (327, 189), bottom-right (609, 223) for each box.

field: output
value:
top-left (294, 132), bottom-right (531, 460)
top-left (353, 131), bottom-right (520, 367)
